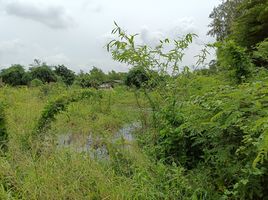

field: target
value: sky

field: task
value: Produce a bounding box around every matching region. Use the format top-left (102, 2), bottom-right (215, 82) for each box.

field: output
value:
top-left (0, 0), bottom-right (221, 73)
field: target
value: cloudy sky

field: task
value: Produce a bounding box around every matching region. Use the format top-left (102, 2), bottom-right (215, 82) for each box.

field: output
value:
top-left (0, 0), bottom-right (221, 73)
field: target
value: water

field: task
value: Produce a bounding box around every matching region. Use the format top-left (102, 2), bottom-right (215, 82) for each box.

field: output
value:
top-left (57, 122), bottom-right (141, 159)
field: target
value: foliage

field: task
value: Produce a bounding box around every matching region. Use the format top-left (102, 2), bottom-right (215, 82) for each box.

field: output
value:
top-left (0, 102), bottom-right (7, 152)
top-left (139, 76), bottom-right (268, 199)
top-left (253, 39), bottom-right (268, 68)
top-left (231, 0), bottom-right (268, 49)
top-left (107, 23), bottom-right (268, 199)
top-left (208, 0), bottom-right (243, 41)
top-left (76, 67), bottom-right (107, 88)
top-left (107, 70), bottom-right (126, 81)
top-left (216, 40), bottom-right (253, 83)
top-left (30, 78), bottom-right (43, 87)
top-left (0, 65), bottom-right (30, 86)
top-left (34, 90), bottom-right (97, 136)
top-left (54, 65), bottom-right (75, 86)
top-left (29, 64), bottom-right (57, 84)
top-left (125, 66), bottom-right (149, 88)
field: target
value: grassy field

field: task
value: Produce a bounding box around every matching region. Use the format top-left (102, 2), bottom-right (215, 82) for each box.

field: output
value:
top-left (1, 72), bottom-right (268, 199)
top-left (0, 85), bottom-right (157, 199)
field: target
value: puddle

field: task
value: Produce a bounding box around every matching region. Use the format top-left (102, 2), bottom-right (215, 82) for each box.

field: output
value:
top-left (57, 122), bottom-right (141, 159)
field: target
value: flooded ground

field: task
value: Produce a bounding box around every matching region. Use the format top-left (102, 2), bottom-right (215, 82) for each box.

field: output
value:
top-left (57, 122), bottom-right (141, 159)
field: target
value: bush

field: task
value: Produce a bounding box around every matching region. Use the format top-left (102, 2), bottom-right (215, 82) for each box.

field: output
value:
top-left (125, 67), bottom-right (149, 88)
top-left (143, 78), bottom-right (268, 199)
top-left (30, 79), bottom-right (43, 87)
top-left (216, 40), bottom-right (253, 84)
top-left (0, 65), bottom-right (30, 86)
top-left (253, 39), bottom-right (268, 68)
top-left (54, 65), bottom-right (75, 86)
top-left (29, 65), bottom-right (57, 84)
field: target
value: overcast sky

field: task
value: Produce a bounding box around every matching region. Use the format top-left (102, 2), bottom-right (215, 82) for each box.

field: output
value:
top-left (0, 0), bottom-right (221, 73)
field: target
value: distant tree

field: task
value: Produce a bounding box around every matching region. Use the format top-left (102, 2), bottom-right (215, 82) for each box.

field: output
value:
top-left (0, 64), bottom-right (30, 86)
top-left (88, 67), bottom-right (106, 88)
top-left (54, 65), bottom-right (75, 86)
top-left (29, 64), bottom-right (57, 84)
top-left (76, 67), bottom-right (106, 88)
top-left (76, 72), bottom-right (91, 88)
top-left (208, 0), bottom-right (243, 41)
top-left (107, 70), bottom-right (126, 81)
top-left (125, 67), bottom-right (149, 88)
top-left (231, 0), bottom-right (268, 49)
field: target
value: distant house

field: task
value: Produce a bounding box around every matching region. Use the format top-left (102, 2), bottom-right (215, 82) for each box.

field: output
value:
top-left (113, 80), bottom-right (123, 84)
top-left (98, 80), bottom-right (124, 89)
top-left (98, 82), bottom-right (113, 89)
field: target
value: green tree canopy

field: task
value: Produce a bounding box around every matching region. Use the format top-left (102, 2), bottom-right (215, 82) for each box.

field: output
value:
top-left (29, 64), bottom-right (57, 84)
top-left (54, 65), bottom-right (75, 86)
top-left (231, 0), bottom-right (268, 49)
top-left (0, 64), bottom-right (30, 86)
top-left (208, 0), bottom-right (243, 41)
top-left (125, 66), bottom-right (149, 88)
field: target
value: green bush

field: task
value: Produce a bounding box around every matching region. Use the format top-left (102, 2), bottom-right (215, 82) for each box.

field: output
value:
top-left (54, 65), bottom-right (75, 86)
top-left (145, 79), bottom-right (268, 199)
top-left (0, 65), bottom-right (30, 86)
top-left (29, 65), bottom-right (57, 84)
top-left (125, 66), bottom-right (149, 88)
top-left (30, 78), bottom-right (43, 87)
top-left (217, 40), bottom-right (253, 84)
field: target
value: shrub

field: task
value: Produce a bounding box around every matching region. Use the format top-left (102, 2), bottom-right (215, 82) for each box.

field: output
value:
top-left (54, 65), bottom-right (75, 86)
top-left (29, 65), bottom-right (57, 84)
top-left (30, 79), bottom-right (43, 87)
top-left (0, 65), bottom-right (30, 86)
top-left (216, 40), bottom-right (253, 83)
top-left (125, 66), bottom-right (149, 88)
top-left (147, 80), bottom-right (268, 199)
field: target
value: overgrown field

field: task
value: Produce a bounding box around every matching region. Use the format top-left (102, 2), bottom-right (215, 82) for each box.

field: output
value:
top-left (0, 69), bottom-right (268, 199)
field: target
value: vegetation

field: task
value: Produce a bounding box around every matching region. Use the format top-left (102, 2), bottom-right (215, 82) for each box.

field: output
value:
top-left (0, 102), bottom-right (7, 152)
top-left (0, 1), bottom-right (267, 199)
top-left (0, 65), bottom-right (30, 86)
top-left (54, 65), bottom-right (76, 86)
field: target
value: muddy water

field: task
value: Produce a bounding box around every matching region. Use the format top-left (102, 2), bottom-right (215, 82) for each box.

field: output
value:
top-left (57, 122), bottom-right (141, 159)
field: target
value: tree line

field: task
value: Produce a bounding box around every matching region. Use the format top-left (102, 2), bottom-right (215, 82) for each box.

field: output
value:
top-left (0, 59), bottom-right (151, 88)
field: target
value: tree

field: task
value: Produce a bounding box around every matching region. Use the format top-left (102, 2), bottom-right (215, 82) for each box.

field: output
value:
top-left (107, 70), bottom-right (126, 81)
top-left (54, 65), bottom-right (75, 86)
top-left (29, 64), bottom-right (57, 84)
top-left (231, 0), bottom-right (268, 49)
top-left (88, 67), bottom-right (106, 88)
top-left (0, 64), bottom-right (30, 86)
top-left (76, 67), bottom-right (106, 88)
top-left (208, 0), bottom-right (243, 41)
top-left (125, 67), bottom-right (149, 88)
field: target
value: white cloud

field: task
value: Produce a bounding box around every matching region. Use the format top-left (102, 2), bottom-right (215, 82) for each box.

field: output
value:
top-left (45, 53), bottom-right (70, 65)
top-left (4, 0), bottom-right (75, 29)
top-left (140, 26), bottom-right (164, 46)
top-left (0, 0), bottom-right (220, 71)
top-left (0, 39), bottom-right (24, 56)
top-left (168, 17), bottom-right (199, 38)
